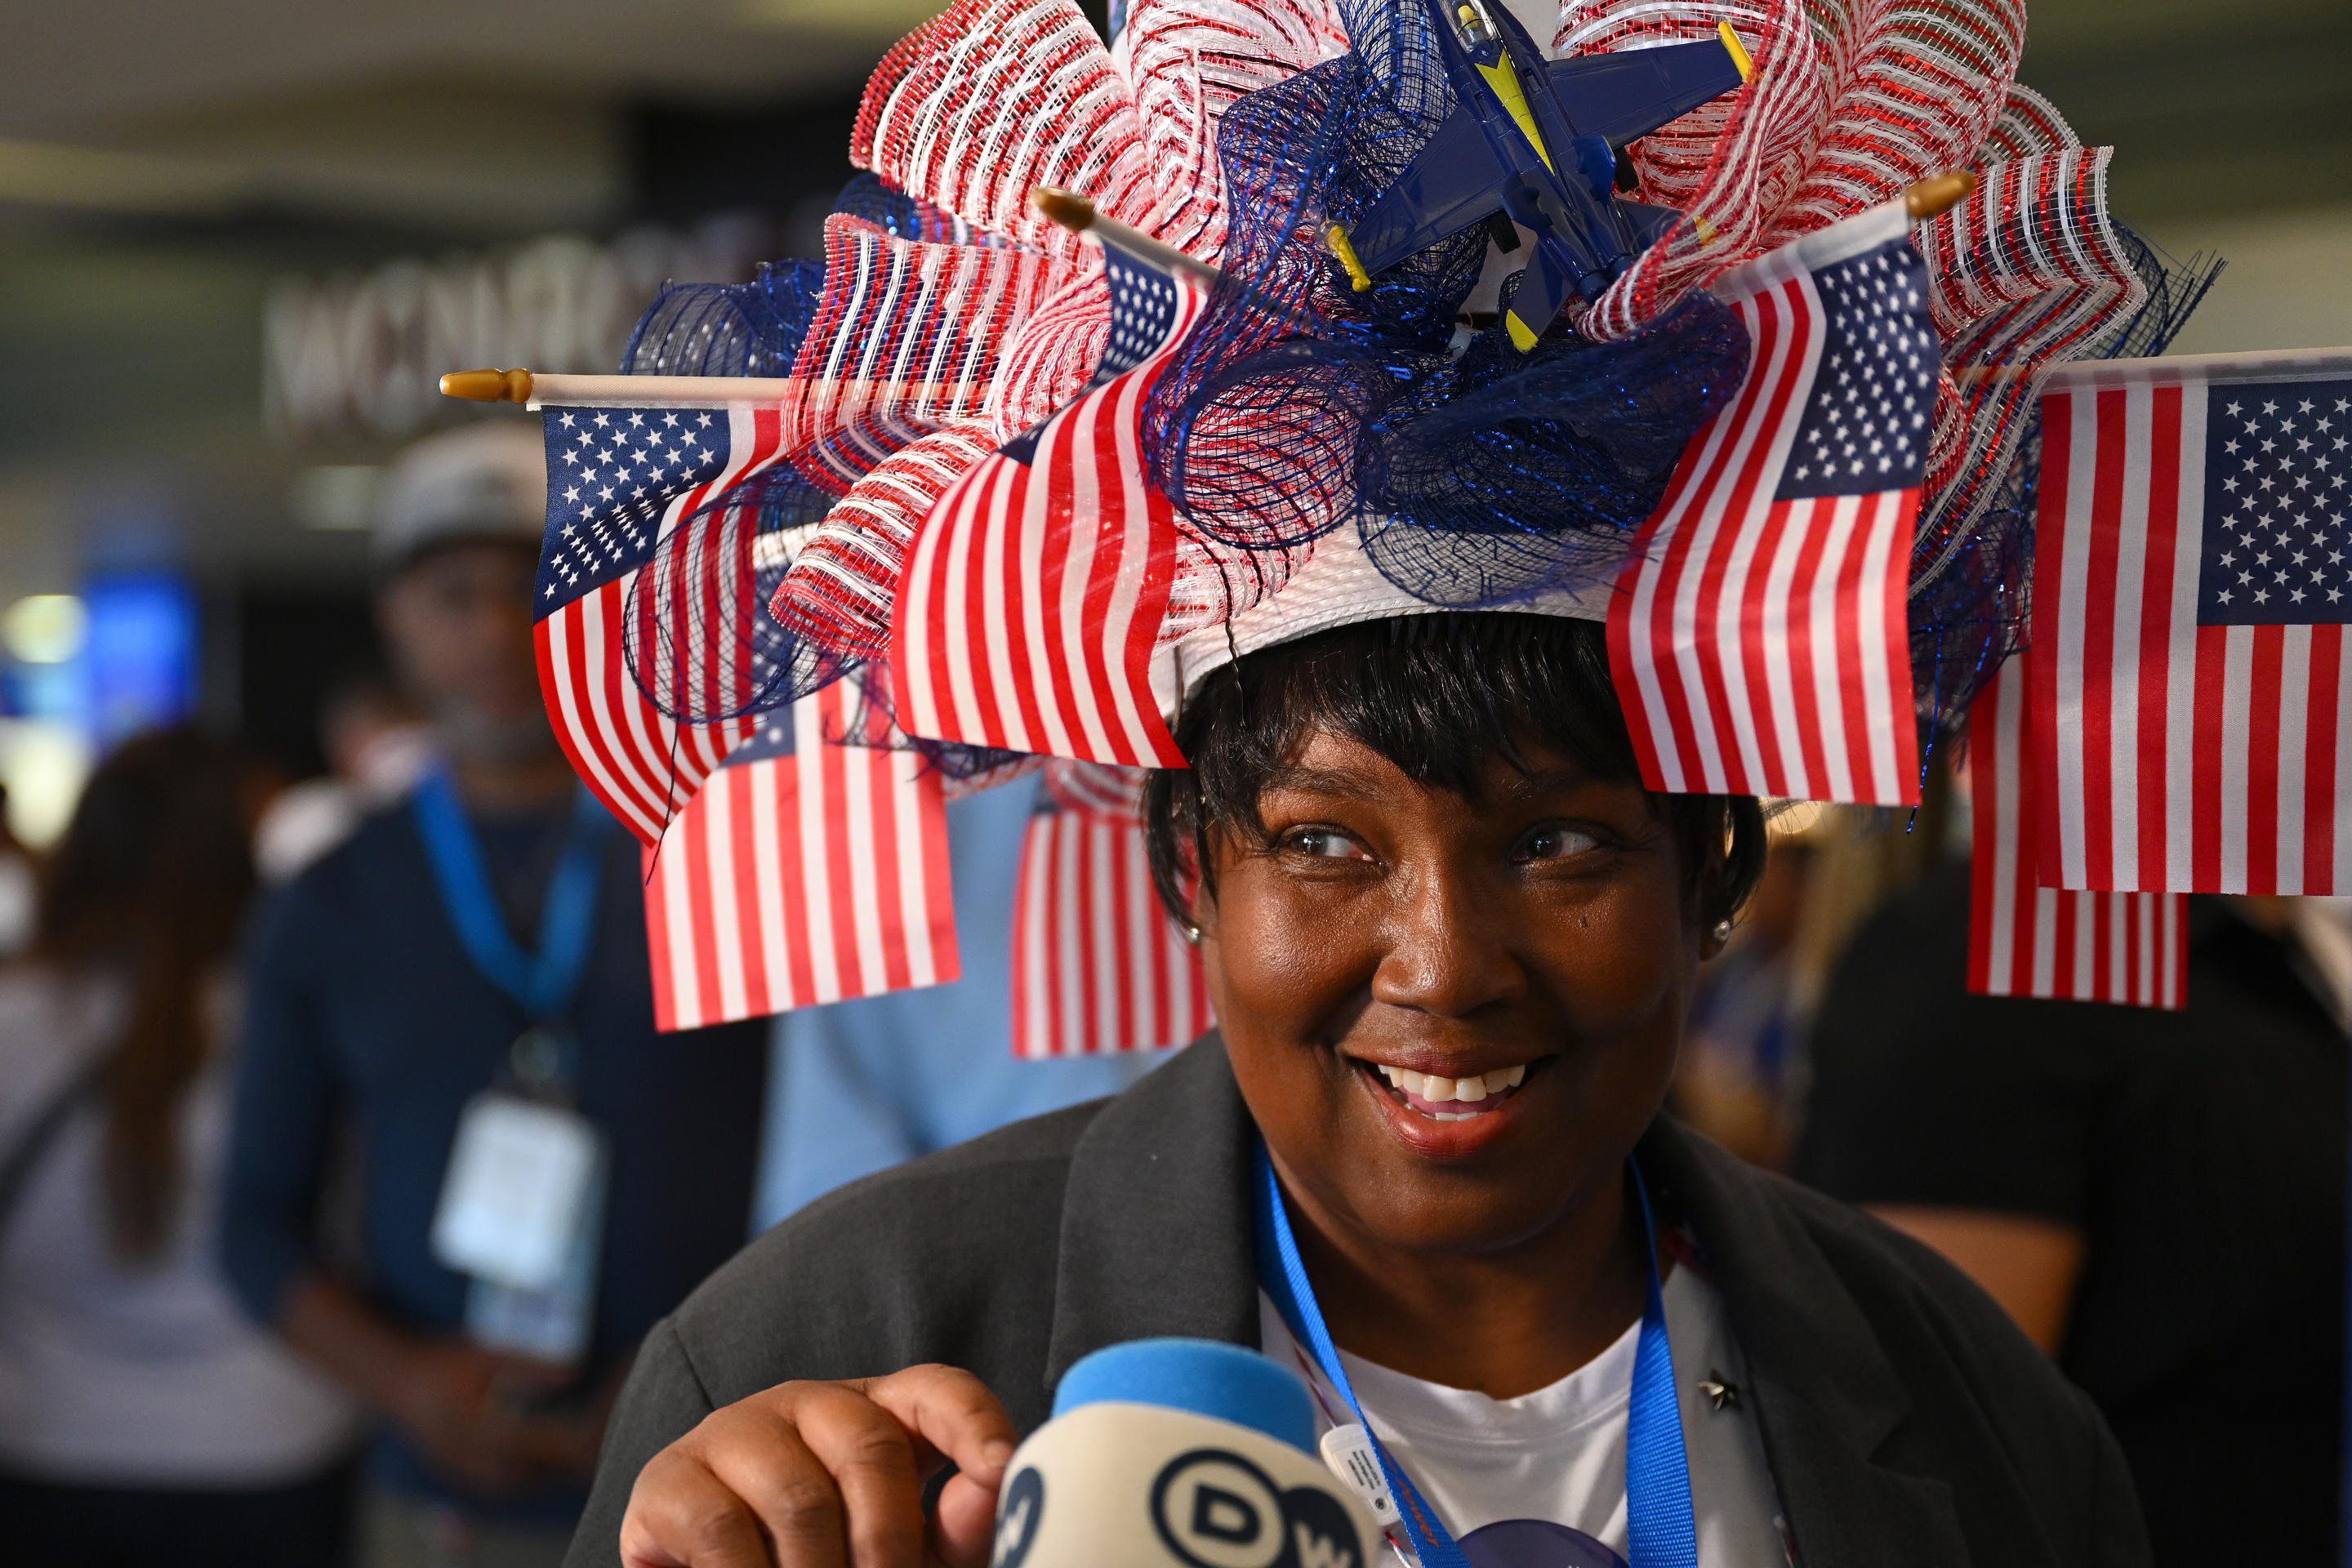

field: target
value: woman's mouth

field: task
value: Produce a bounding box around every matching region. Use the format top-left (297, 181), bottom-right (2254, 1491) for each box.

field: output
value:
top-left (1364, 1061), bottom-right (1530, 1120)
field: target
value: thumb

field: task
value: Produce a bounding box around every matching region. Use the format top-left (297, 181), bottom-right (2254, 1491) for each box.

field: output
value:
top-left (930, 1470), bottom-right (1000, 1568)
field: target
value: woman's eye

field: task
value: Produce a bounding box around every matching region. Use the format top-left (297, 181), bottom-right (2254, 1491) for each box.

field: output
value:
top-left (1285, 828), bottom-right (1369, 861)
top-left (1519, 824), bottom-right (1600, 862)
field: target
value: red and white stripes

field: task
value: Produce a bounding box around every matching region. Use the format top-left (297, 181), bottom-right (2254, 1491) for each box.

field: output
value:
top-left (1010, 797), bottom-right (1209, 1057)
top-left (2031, 370), bottom-right (2352, 895)
top-left (1965, 659), bottom-right (2185, 1009)
top-left (535, 402), bottom-right (784, 844)
top-left (889, 281), bottom-right (1204, 769)
top-left (643, 682), bottom-right (957, 1031)
top-left (1607, 216), bottom-right (1922, 806)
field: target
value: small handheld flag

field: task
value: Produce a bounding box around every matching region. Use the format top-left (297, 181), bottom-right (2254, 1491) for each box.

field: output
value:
top-left (534, 399), bottom-right (792, 844)
top-left (892, 238), bottom-right (1209, 768)
top-left (2030, 350), bottom-right (2352, 895)
top-left (1009, 762), bottom-right (1209, 1057)
top-left (1609, 198), bottom-right (1939, 807)
top-left (1966, 658), bottom-right (2187, 1009)
top-left (644, 679), bottom-right (956, 1032)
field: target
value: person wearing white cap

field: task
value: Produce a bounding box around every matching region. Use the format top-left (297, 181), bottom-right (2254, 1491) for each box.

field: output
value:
top-left (218, 420), bottom-right (771, 1568)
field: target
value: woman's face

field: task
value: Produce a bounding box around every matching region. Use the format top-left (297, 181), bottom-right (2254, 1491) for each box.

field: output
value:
top-left (1200, 726), bottom-right (1710, 1261)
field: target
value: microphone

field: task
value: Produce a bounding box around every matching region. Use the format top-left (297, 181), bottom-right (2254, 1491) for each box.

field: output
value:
top-left (991, 1338), bottom-right (1381, 1568)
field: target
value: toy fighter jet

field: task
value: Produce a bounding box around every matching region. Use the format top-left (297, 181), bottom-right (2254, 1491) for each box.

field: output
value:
top-left (1327, 0), bottom-right (1752, 350)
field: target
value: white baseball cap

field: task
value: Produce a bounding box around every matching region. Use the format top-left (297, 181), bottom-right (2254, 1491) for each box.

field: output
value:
top-left (372, 420), bottom-right (546, 569)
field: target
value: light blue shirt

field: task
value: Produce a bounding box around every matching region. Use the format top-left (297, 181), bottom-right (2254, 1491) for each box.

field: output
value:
top-left (755, 775), bottom-right (1169, 1228)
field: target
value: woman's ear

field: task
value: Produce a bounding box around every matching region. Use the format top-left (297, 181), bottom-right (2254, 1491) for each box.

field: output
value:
top-left (1699, 909), bottom-right (1734, 960)
top-left (1178, 846), bottom-right (1209, 944)
top-left (1692, 802), bottom-right (1740, 960)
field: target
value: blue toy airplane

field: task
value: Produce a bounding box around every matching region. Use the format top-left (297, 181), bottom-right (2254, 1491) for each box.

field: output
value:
top-left (1327, 0), bottom-right (1752, 350)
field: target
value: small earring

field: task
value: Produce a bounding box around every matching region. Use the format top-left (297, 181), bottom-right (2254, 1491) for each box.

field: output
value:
top-left (1710, 918), bottom-right (1733, 944)
top-left (1182, 923), bottom-right (1202, 946)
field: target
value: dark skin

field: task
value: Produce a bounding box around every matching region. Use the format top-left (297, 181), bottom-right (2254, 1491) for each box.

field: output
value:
top-left (618, 726), bottom-right (1726, 1568)
top-left (275, 538), bottom-right (619, 1495)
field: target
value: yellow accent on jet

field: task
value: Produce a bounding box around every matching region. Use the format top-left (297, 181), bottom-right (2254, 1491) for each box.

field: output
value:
top-left (1505, 311), bottom-right (1540, 352)
top-left (1325, 224), bottom-right (1373, 292)
top-left (1462, 7), bottom-right (1554, 174)
top-left (1717, 20), bottom-right (1753, 82)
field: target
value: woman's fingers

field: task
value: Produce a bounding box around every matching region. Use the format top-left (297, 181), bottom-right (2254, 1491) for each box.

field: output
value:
top-left (849, 1367), bottom-right (1017, 1568)
top-left (930, 1472), bottom-right (1003, 1568)
top-left (617, 1371), bottom-right (1013, 1568)
top-left (621, 1443), bottom-right (786, 1568)
top-left (853, 1365), bottom-right (1018, 1490)
top-left (773, 1383), bottom-right (930, 1568)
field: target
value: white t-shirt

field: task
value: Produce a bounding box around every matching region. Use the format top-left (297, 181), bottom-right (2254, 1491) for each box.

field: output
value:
top-left (1258, 1254), bottom-right (1789, 1568)
top-left (0, 969), bottom-right (359, 1486)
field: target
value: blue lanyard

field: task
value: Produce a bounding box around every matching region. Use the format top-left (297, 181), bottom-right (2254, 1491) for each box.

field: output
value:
top-left (411, 771), bottom-right (610, 1022)
top-left (1252, 1141), bottom-right (1698, 1568)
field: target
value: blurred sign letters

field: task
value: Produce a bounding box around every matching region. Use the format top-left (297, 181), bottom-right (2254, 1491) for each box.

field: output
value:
top-left (264, 217), bottom-right (768, 443)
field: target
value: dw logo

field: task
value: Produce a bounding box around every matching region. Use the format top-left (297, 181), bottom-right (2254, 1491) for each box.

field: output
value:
top-left (992, 1467), bottom-right (1045, 1568)
top-left (1149, 1449), bottom-right (1365, 1568)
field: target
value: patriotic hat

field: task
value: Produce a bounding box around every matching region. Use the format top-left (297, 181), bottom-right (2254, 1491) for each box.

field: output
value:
top-left (463, 0), bottom-right (2282, 1037)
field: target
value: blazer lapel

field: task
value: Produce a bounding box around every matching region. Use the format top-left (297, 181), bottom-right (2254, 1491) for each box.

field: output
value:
top-left (1642, 1120), bottom-right (1974, 1568)
top-left (1041, 1060), bottom-right (1978, 1566)
top-left (1043, 1033), bottom-right (1263, 1401)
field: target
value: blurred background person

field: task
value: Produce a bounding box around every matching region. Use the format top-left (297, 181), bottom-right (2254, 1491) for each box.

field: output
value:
top-left (220, 421), bottom-right (769, 1568)
top-left (253, 670), bottom-right (434, 886)
top-left (757, 769), bottom-right (1164, 1227)
top-left (0, 728), bottom-right (360, 1568)
top-left (1798, 872), bottom-right (2346, 1566)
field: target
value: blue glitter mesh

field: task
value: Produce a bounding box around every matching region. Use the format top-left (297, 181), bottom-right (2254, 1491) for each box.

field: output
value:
top-left (618, 173), bottom-right (1013, 729)
top-left (1143, 0), bottom-right (1744, 606)
top-left (622, 257), bottom-right (826, 377)
top-left (827, 171), bottom-right (984, 243)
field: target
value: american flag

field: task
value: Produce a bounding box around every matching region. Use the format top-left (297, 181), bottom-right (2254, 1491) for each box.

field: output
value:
top-left (1009, 763), bottom-right (1209, 1057)
top-left (2029, 354), bottom-right (2352, 894)
top-left (1607, 200), bottom-right (1937, 806)
top-left (889, 243), bottom-right (1204, 768)
top-left (641, 679), bottom-right (957, 1031)
top-left (536, 402), bottom-right (785, 843)
top-left (1966, 658), bottom-right (2186, 1009)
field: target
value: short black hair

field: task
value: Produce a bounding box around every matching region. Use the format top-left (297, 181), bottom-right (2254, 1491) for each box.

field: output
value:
top-left (1143, 614), bottom-right (1766, 931)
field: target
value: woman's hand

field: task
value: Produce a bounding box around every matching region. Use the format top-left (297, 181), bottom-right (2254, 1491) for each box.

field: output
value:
top-left (620, 1365), bottom-right (1018, 1568)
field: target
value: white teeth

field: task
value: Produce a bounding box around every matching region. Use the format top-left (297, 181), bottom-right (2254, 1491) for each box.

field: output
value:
top-left (1431, 1111), bottom-right (1477, 1122)
top-left (1376, 1064), bottom-right (1433, 1098)
top-left (1370, 1061), bottom-right (1529, 1106)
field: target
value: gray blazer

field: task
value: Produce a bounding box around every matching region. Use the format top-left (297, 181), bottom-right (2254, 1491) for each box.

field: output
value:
top-left (571, 1036), bottom-right (2149, 1567)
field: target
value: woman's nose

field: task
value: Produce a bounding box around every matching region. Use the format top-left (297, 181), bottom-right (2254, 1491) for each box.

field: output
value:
top-left (1367, 861), bottom-right (1526, 1018)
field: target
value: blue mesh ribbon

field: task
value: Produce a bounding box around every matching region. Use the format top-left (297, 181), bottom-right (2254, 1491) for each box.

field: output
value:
top-left (1143, 2), bottom-right (1746, 611)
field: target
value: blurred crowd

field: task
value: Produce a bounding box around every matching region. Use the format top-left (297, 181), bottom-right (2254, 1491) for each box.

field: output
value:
top-left (0, 422), bottom-right (2341, 1568)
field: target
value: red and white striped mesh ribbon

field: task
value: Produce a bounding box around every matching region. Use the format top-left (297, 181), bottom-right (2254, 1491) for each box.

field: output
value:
top-left (855, 0), bottom-right (1160, 263)
top-left (770, 421), bottom-right (1004, 663)
top-left (780, 216), bottom-right (1074, 496)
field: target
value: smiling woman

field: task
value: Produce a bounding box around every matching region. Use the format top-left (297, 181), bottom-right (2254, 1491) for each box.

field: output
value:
top-left (1147, 617), bottom-right (1763, 1401)
top-left (569, 608), bottom-right (2148, 1568)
